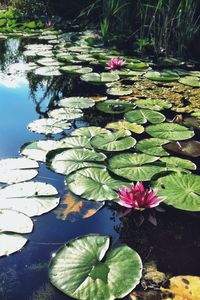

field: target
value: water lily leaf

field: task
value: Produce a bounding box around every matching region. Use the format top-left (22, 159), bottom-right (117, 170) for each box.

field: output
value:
top-left (145, 123), bottom-right (194, 140)
top-left (0, 182), bottom-right (60, 217)
top-left (0, 209), bottom-right (33, 233)
top-left (0, 233), bottom-right (28, 257)
top-left (67, 167), bottom-right (130, 201)
top-left (107, 85), bottom-right (133, 96)
top-left (34, 66), bottom-right (61, 76)
top-left (145, 70), bottom-right (179, 82)
top-left (125, 109), bottom-right (166, 124)
top-left (96, 99), bottom-right (135, 114)
top-left (109, 153), bottom-right (164, 181)
top-left (54, 192), bottom-right (104, 222)
top-left (37, 57), bottom-right (62, 67)
top-left (47, 148), bottom-right (106, 175)
top-left (49, 235), bottom-right (142, 300)
top-left (59, 97), bottom-right (95, 109)
top-left (183, 117), bottom-right (200, 130)
top-left (135, 99), bottom-right (172, 111)
top-left (0, 158), bottom-right (39, 184)
top-left (128, 62), bottom-right (149, 70)
top-left (72, 126), bottom-right (109, 138)
top-left (111, 69), bottom-right (145, 78)
top-left (135, 138), bottom-right (170, 156)
top-left (28, 118), bottom-right (71, 134)
top-left (161, 275), bottom-right (200, 300)
top-left (91, 131), bottom-right (136, 151)
top-left (164, 140), bottom-right (200, 157)
top-left (154, 173), bottom-right (200, 211)
top-left (48, 108), bottom-right (83, 121)
top-left (81, 72), bottom-right (120, 84)
top-left (106, 120), bottom-right (144, 134)
top-left (60, 65), bottom-right (93, 75)
top-left (179, 76), bottom-right (200, 87)
top-left (160, 157), bottom-right (196, 172)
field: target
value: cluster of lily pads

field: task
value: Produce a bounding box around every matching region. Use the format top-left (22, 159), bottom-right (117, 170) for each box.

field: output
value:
top-left (2, 29), bottom-right (200, 300)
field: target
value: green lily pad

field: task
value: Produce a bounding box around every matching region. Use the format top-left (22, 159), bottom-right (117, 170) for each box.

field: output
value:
top-left (160, 157), bottom-right (196, 172)
top-left (145, 123), bottom-right (194, 140)
top-left (37, 57), bottom-right (62, 67)
top-left (81, 72), bottom-right (120, 84)
top-left (0, 233), bottom-right (28, 257)
top-left (0, 209), bottom-right (33, 233)
top-left (110, 69), bottom-right (145, 78)
top-left (108, 153), bottom-right (164, 181)
top-left (107, 85), bottom-right (133, 96)
top-left (127, 62), bottom-right (149, 70)
top-left (72, 127), bottom-right (109, 138)
top-left (0, 182), bottom-right (59, 217)
top-left (60, 65), bottom-right (93, 75)
top-left (0, 158), bottom-right (39, 184)
top-left (91, 131), bottom-right (136, 152)
top-left (153, 174), bottom-right (200, 211)
top-left (67, 167), bottom-right (130, 201)
top-left (135, 99), bottom-right (172, 111)
top-left (96, 100), bottom-right (135, 114)
top-left (47, 148), bottom-right (106, 175)
top-left (48, 108), bottom-right (83, 121)
top-left (28, 118), bottom-right (71, 135)
top-left (135, 138), bottom-right (170, 156)
top-left (125, 109), bottom-right (166, 124)
top-left (145, 70), bottom-right (179, 82)
top-left (106, 120), bottom-right (144, 134)
top-left (34, 66), bottom-right (62, 76)
top-left (179, 76), bottom-right (200, 87)
top-left (49, 235), bottom-right (142, 300)
top-left (59, 97), bottom-right (95, 109)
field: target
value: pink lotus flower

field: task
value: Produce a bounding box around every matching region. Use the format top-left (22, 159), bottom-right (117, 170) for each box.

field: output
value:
top-left (106, 57), bottom-right (126, 70)
top-left (118, 182), bottom-right (163, 210)
top-left (93, 32), bottom-right (101, 40)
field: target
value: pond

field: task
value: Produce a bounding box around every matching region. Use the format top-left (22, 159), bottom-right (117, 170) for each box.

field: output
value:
top-left (0, 31), bottom-right (200, 300)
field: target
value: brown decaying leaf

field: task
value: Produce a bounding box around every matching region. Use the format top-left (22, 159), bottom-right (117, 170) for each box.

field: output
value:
top-left (164, 140), bottom-right (200, 157)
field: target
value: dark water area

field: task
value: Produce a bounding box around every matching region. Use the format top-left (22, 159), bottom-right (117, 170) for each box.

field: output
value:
top-left (0, 37), bottom-right (200, 300)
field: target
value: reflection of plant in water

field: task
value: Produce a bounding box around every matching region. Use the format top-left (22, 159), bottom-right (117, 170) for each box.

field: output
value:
top-left (0, 267), bottom-right (19, 299)
top-left (29, 283), bottom-right (56, 300)
top-left (0, 38), bottom-right (23, 71)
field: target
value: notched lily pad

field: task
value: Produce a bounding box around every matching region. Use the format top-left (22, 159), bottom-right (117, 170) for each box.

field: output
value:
top-left (135, 138), bottom-right (170, 156)
top-left (125, 109), bottom-right (166, 124)
top-left (145, 70), bottom-right (179, 82)
top-left (59, 97), bottom-right (95, 109)
top-left (28, 118), bottom-right (71, 135)
top-left (0, 233), bottom-right (28, 257)
top-left (0, 209), bottom-right (33, 234)
top-left (135, 99), bottom-right (172, 111)
top-left (81, 72), bottom-right (120, 84)
top-left (106, 120), bottom-right (144, 134)
top-left (96, 99), bottom-right (135, 114)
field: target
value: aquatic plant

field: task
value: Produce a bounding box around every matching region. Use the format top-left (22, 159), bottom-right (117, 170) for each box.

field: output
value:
top-left (118, 182), bottom-right (164, 210)
top-left (106, 57), bottom-right (126, 70)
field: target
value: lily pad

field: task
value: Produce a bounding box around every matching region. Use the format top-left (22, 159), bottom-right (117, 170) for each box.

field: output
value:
top-left (60, 65), bottom-right (93, 75)
top-left (145, 70), bottom-right (179, 82)
top-left (47, 148), bottom-right (106, 175)
top-left (0, 182), bottom-right (60, 217)
top-left (96, 100), bottom-right (135, 114)
top-left (81, 72), bottom-right (120, 84)
top-left (154, 173), bottom-right (200, 211)
top-left (49, 235), bottom-right (142, 300)
top-left (0, 209), bottom-right (33, 233)
top-left (125, 109), bottom-right (166, 124)
top-left (160, 157), bottom-right (196, 172)
top-left (135, 99), bottom-right (172, 111)
top-left (72, 126), bottom-right (109, 138)
top-left (164, 140), bottom-right (200, 157)
top-left (37, 57), bottom-right (61, 67)
top-left (67, 167), bottom-right (130, 201)
top-left (48, 108), bottom-right (83, 121)
top-left (179, 76), bottom-right (200, 87)
top-left (109, 153), bottom-right (164, 181)
top-left (106, 120), bottom-right (144, 134)
top-left (28, 118), bottom-right (71, 135)
top-left (91, 131), bottom-right (136, 151)
top-left (145, 123), bottom-right (194, 140)
top-left (34, 66), bottom-right (61, 76)
top-left (0, 233), bottom-right (28, 257)
top-left (0, 158), bottom-right (39, 184)
top-left (59, 97), bottom-right (95, 109)
top-left (135, 138), bottom-right (170, 156)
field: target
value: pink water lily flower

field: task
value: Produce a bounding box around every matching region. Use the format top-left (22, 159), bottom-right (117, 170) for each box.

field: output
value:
top-left (106, 57), bottom-right (126, 70)
top-left (93, 32), bottom-right (101, 40)
top-left (118, 182), bottom-right (163, 211)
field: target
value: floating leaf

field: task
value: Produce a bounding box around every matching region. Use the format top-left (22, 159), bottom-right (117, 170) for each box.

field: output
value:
top-left (0, 233), bottom-right (28, 257)
top-left (145, 123), bottom-right (194, 140)
top-left (60, 65), bottom-right (93, 74)
top-left (106, 120), bottom-right (144, 134)
top-left (49, 235), bottom-right (142, 300)
top-left (0, 209), bottom-right (33, 233)
top-left (183, 117), bottom-right (200, 130)
top-left (67, 167), bottom-right (130, 201)
top-left (72, 126), bottom-right (109, 138)
top-left (135, 99), bottom-right (172, 111)
top-left (160, 157), bottom-right (196, 172)
top-left (179, 76), bottom-right (200, 87)
top-left (47, 148), bottom-right (106, 175)
top-left (107, 85), bottom-right (133, 96)
top-left (0, 158), bottom-right (39, 184)
top-left (125, 109), bottom-right (166, 124)
top-left (28, 118), bottom-right (71, 134)
top-left (37, 57), bottom-right (62, 67)
top-left (136, 138), bottom-right (170, 156)
top-left (34, 66), bottom-right (61, 76)
top-left (91, 131), bottom-right (136, 151)
top-left (109, 153), bottom-right (164, 181)
top-left (96, 100), bottom-right (135, 114)
top-left (0, 182), bottom-right (59, 217)
top-left (59, 97), bottom-right (95, 109)
top-left (154, 173), bottom-right (200, 211)
top-left (145, 70), bottom-right (179, 82)
top-left (48, 108), bottom-right (83, 121)
top-left (81, 72), bottom-right (120, 84)
top-left (164, 140), bottom-right (200, 157)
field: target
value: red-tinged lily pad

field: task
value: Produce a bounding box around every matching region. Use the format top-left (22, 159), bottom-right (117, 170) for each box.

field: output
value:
top-left (164, 140), bottom-right (200, 157)
top-left (54, 192), bottom-right (104, 222)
